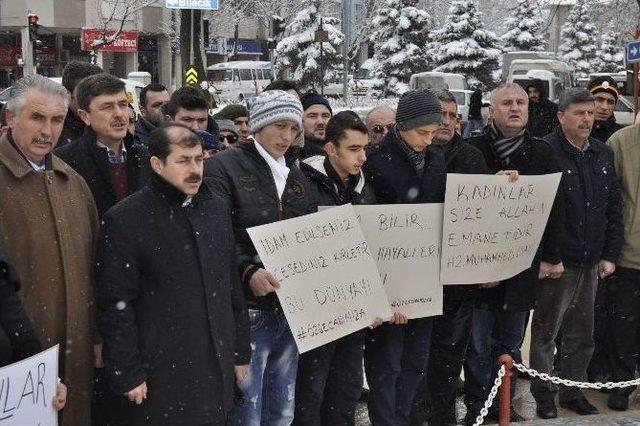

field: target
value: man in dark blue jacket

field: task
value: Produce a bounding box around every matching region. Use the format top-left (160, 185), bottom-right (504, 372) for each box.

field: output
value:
top-left (363, 89), bottom-right (445, 426)
top-left (530, 89), bottom-right (623, 419)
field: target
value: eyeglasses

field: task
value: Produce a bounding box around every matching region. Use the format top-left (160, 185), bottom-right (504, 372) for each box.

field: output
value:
top-left (372, 124), bottom-right (394, 134)
top-left (221, 134), bottom-right (239, 144)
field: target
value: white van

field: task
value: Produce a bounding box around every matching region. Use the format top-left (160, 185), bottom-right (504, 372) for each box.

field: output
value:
top-left (205, 61), bottom-right (273, 102)
top-left (501, 51), bottom-right (558, 82)
top-left (508, 59), bottom-right (574, 90)
top-left (409, 72), bottom-right (468, 91)
top-left (510, 69), bottom-right (566, 103)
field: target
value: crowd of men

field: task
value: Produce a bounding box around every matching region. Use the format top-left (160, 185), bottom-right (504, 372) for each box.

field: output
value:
top-left (0, 59), bottom-right (638, 426)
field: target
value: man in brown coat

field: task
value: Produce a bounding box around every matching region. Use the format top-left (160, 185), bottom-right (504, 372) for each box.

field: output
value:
top-left (0, 74), bottom-right (99, 425)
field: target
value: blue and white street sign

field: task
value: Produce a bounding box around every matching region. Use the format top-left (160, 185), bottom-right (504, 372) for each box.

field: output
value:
top-left (626, 40), bottom-right (640, 63)
top-left (165, 0), bottom-right (219, 10)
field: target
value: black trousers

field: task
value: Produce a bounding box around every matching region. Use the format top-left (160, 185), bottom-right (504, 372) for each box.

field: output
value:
top-left (293, 330), bottom-right (365, 426)
top-left (588, 278), bottom-right (612, 381)
top-left (605, 267), bottom-right (640, 395)
top-left (411, 292), bottom-right (475, 425)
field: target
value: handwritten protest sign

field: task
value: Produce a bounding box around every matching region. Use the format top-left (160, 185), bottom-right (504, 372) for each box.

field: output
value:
top-left (0, 345), bottom-right (59, 425)
top-left (354, 204), bottom-right (443, 319)
top-left (441, 173), bottom-right (561, 285)
top-left (247, 204), bottom-right (391, 353)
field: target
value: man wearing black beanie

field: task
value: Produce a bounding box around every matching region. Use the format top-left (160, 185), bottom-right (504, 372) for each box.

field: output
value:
top-left (363, 89), bottom-right (446, 426)
top-left (300, 90), bottom-right (332, 159)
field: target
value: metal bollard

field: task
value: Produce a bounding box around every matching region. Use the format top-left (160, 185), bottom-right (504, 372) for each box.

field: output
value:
top-left (498, 354), bottom-right (514, 426)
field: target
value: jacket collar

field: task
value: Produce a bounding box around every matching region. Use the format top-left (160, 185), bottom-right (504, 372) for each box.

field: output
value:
top-left (0, 132), bottom-right (69, 179)
top-left (552, 126), bottom-right (601, 154)
top-left (594, 114), bottom-right (618, 130)
top-left (82, 126), bottom-right (135, 153)
top-left (149, 171), bottom-right (211, 208)
top-left (302, 154), bottom-right (365, 194)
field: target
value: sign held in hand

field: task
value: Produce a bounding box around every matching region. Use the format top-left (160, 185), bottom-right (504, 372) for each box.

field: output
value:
top-left (0, 345), bottom-right (59, 426)
top-left (440, 173), bottom-right (561, 285)
top-left (248, 204), bottom-right (391, 353)
top-left (354, 204), bottom-right (443, 319)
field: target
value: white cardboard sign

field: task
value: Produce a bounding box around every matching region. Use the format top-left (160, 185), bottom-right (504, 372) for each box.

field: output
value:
top-left (0, 345), bottom-right (59, 426)
top-left (247, 204), bottom-right (391, 353)
top-left (354, 204), bottom-right (443, 319)
top-left (440, 173), bottom-right (562, 285)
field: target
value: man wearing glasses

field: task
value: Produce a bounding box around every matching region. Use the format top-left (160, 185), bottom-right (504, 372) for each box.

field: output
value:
top-left (216, 118), bottom-right (240, 150)
top-left (365, 105), bottom-right (396, 146)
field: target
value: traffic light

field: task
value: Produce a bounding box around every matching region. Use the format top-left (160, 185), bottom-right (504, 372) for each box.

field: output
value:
top-left (272, 16), bottom-right (285, 37)
top-left (28, 13), bottom-right (39, 43)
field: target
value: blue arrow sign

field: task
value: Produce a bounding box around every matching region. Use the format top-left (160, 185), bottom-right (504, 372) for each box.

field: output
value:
top-left (627, 40), bottom-right (640, 63)
top-left (165, 0), bottom-right (218, 10)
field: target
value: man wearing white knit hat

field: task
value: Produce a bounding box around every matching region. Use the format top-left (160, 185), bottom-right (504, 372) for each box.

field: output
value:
top-left (204, 90), bottom-right (317, 425)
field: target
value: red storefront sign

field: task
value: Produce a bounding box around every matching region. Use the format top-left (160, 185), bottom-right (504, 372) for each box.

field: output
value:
top-left (81, 28), bottom-right (138, 53)
top-left (0, 45), bottom-right (56, 68)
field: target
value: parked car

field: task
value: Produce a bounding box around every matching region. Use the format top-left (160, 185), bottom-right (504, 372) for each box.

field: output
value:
top-left (614, 95), bottom-right (635, 126)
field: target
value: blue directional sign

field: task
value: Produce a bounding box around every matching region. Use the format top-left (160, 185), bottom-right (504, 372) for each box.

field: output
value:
top-left (627, 40), bottom-right (640, 63)
top-left (165, 0), bottom-right (218, 10)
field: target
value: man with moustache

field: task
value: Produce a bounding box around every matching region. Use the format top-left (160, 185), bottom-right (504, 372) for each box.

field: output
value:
top-left (56, 73), bottom-right (150, 218)
top-left (525, 78), bottom-right (559, 138)
top-left (411, 90), bottom-right (489, 426)
top-left (531, 89), bottom-right (623, 419)
top-left (135, 83), bottom-right (170, 145)
top-left (464, 83), bottom-right (564, 425)
top-left (300, 89), bottom-right (332, 158)
top-left (97, 124), bottom-right (250, 425)
top-left (55, 73), bottom-right (151, 424)
top-left (0, 74), bottom-right (98, 425)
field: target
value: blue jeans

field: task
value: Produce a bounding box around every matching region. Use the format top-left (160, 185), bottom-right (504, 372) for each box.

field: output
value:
top-left (463, 308), bottom-right (527, 412)
top-left (364, 317), bottom-right (433, 426)
top-left (228, 308), bottom-right (298, 426)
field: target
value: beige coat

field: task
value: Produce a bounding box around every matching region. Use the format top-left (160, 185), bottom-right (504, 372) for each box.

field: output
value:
top-left (0, 135), bottom-right (98, 425)
top-left (608, 123), bottom-right (640, 270)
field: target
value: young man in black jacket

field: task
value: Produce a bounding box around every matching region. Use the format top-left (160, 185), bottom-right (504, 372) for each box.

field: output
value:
top-left (411, 89), bottom-right (490, 426)
top-left (463, 83), bottom-right (565, 425)
top-left (525, 78), bottom-right (559, 138)
top-left (363, 89), bottom-right (446, 426)
top-left (58, 61), bottom-right (103, 147)
top-left (205, 90), bottom-right (316, 425)
top-left (56, 73), bottom-right (151, 218)
top-left (587, 76), bottom-right (625, 143)
top-left (295, 111), bottom-right (377, 425)
top-left (530, 89), bottom-right (623, 419)
top-left (97, 124), bottom-right (250, 425)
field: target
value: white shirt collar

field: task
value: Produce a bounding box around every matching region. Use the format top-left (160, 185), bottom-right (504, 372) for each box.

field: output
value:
top-left (253, 139), bottom-right (290, 199)
top-left (27, 158), bottom-right (45, 172)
